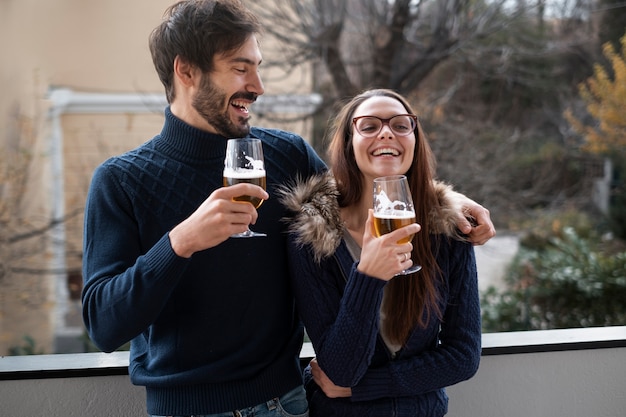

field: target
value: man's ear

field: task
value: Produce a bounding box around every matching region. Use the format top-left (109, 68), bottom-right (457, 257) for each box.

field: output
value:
top-left (173, 56), bottom-right (198, 88)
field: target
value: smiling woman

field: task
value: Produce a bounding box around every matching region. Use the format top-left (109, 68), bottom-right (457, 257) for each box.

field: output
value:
top-left (279, 88), bottom-right (482, 417)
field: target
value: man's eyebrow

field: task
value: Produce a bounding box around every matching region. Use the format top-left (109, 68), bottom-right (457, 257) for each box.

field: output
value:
top-left (230, 57), bottom-right (262, 66)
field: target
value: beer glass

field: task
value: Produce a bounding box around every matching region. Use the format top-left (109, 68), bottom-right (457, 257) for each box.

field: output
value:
top-left (373, 175), bottom-right (421, 275)
top-left (223, 138), bottom-right (267, 238)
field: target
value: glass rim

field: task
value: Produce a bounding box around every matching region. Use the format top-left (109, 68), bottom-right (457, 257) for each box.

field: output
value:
top-left (226, 137), bottom-right (262, 142)
top-left (373, 174), bottom-right (407, 183)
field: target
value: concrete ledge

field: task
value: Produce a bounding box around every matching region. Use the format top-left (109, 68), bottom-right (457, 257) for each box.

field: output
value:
top-left (2, 328), bottom-right (626, 417)
top-left (481, 325), bottom-right (626, 355)
top-left (0, 351), bottom-right (129, 380)
top-left (2, 326), bottom-right (626, 380)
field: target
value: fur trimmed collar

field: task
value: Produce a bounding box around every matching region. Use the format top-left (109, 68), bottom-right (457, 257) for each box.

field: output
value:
top-left (278, 172), bottom-right (467, 262)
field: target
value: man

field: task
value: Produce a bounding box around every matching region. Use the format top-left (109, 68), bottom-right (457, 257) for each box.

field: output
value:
top-left (81, 1), bottom-right (496, 416)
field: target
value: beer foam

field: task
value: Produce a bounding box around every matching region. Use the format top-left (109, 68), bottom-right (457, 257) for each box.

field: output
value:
top-left (374, 211), bottom-right (415, 219)
top-left (223, 168), bottom-right (266, 178)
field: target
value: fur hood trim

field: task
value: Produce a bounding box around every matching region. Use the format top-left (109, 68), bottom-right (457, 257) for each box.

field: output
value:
top-left (278, 172), bottom-right (467, 262)
top-left (278, 173), bottom-right (344, 262)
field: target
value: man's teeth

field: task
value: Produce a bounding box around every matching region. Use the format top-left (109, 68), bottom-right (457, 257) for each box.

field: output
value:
top-left (232, 101), bottom-right (249, 111)
top-left (373, 148), bottom-right (399, 156)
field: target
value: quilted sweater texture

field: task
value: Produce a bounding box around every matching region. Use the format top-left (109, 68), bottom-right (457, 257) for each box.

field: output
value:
top-left (81, 107), bottom-right (326, 415)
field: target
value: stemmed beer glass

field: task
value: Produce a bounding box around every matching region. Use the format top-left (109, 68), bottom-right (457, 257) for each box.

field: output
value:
top-left (223, 138), bottom-right (267, 238)
top-left (373, 175), bottom-right (422, 275)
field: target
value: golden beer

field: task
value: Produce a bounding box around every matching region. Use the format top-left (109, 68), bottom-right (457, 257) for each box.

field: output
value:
top-left (374, 213), bottom-right (415, 244)
top-left (223, 170), bottom-right (267, 209)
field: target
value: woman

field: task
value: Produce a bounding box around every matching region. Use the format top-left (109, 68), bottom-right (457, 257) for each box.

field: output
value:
top-left (279, 89), bottom-right (481, 416)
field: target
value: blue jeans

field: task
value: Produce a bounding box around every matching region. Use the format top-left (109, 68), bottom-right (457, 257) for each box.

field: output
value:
top-left (151, 385), bottom-right (308, 417)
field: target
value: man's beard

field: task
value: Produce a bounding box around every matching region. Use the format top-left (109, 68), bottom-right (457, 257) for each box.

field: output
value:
top-left (192, 74), bottom-right (255, 138)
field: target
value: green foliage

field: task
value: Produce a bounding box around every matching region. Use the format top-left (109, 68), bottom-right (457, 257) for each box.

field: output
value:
top-left (482, 216), bottom-right (626, 332)
top-left (514, 209), bottom-right (597, 249)
top-left (8, 335), bottom-right (44, 356)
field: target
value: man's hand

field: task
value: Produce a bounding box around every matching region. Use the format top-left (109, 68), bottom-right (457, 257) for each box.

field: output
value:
top-left (169, 184), bottom-right (268, 257)
top-left (454, 195), bottom-right (496, 245)
top-left (310, 358), bottom-right (352, 398)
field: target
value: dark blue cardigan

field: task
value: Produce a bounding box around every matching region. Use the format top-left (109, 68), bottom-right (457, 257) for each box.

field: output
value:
top-left (287, 230), bottom-right (481, 417)
top-left (82, 107), bottom-right (326, 415)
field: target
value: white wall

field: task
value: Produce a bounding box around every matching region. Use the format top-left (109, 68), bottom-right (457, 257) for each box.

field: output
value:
top-left (0, 375), bottom-right (146, 416)
top-left (446, 347), bottom-right (626, 417)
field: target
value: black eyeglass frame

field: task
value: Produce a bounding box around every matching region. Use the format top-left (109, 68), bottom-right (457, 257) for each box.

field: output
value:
top-left (352, 114), bottom-right (418, 137)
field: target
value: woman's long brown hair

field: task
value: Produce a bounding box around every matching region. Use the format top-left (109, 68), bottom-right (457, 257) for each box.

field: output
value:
top-left (327, 89), bottom-right (442, 345)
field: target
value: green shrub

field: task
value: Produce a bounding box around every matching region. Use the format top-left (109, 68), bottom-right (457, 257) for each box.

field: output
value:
top-left (482, 222), bottom-right (626, 332)
top-left (8, 335), bottom-right (44, 356)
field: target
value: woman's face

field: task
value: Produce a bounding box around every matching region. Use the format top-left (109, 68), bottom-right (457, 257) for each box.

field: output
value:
top-left (351, 96), bottom-right (416, 184)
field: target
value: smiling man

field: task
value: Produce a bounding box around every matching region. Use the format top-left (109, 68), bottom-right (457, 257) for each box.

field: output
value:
top-left (82, 2), bottom-right (326, 416)
top-left (81, 1), bottom-right (494, 417)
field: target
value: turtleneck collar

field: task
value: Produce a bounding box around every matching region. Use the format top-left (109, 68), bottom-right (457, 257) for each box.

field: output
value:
top-left (154, 106), bottom-right (232, 163)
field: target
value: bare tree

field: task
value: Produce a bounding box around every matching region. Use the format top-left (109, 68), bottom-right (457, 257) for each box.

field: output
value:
top-left (0, 102), bottom-right (84, 355)
top-left (1, 105), bottom-right (36, 283)
top-left (247, 0), bottom-right (526, 101)
top-left (245, 0), bottom-right (601, 226)
top-left (0, 106), bottom-right (82, 283)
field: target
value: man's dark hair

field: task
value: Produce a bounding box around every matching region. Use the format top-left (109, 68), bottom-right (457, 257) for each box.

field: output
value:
top-left (149, 0), bottom-right (262, 103)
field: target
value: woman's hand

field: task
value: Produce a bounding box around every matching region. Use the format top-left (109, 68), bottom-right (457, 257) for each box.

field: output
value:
top-left (357, 210), bottom-right (420, 280)
top-left (310, 358), bottom-right (352, 398)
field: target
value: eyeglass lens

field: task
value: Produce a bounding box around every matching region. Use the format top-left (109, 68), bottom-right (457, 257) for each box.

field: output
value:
top-left (354, 115), bottom-right (416, 137)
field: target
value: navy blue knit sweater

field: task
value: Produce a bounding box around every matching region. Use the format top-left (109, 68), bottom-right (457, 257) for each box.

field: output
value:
top-left (81, 107), bottom-right (326, 415)
top-left (291, 238), bottom-right (481, 416)
top-left (281, 175), bottom-right (482, 417)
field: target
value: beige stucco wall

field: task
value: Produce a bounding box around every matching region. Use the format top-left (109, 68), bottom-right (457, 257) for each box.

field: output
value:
top-left (0, 0), bottom-right (315, 355)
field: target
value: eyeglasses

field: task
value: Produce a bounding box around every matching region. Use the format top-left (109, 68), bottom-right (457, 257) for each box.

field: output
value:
top-left (352, 114), bottom-right (417, 138)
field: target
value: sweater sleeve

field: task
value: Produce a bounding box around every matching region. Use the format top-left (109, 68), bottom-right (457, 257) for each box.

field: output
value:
top-left (288, 238), bottom-right (388, 387)
top-left (350, 239), bottom-right (482, 401)
top-left (81, 163), bottom-right (190, 352)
